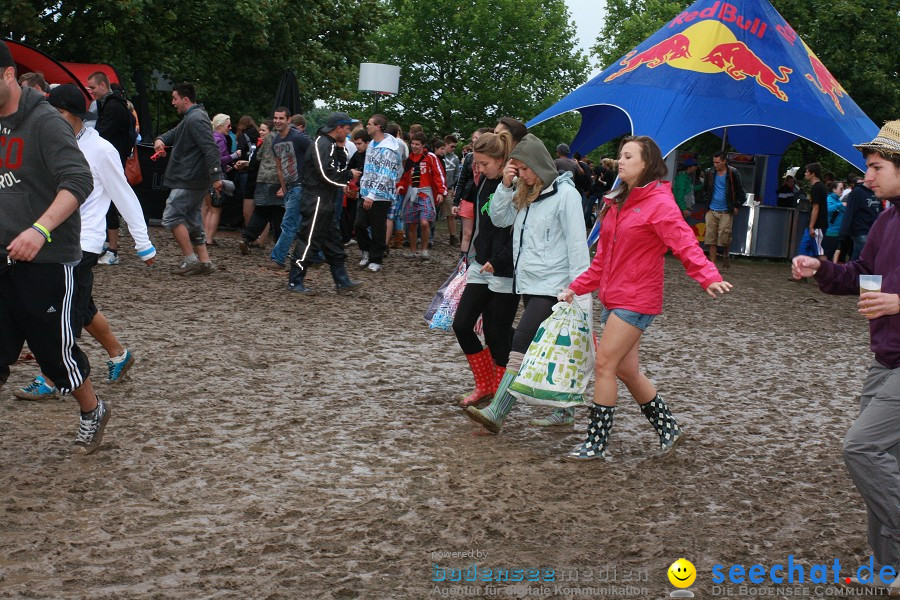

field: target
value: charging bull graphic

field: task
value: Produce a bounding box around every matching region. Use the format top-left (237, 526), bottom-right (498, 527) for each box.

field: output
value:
top-left (805, 52), bottom-right (845, 114)
top-left (701, 42), bottom-right (792, 101)
top-left (605, 34), bottom-right (692, 82)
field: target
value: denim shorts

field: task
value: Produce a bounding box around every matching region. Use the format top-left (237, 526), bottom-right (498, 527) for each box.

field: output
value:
top-left (600, 308), bottom-right (656, 331)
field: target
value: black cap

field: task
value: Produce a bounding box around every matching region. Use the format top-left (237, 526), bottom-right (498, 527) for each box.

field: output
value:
top-left (0, 41), bottom-right (15, 69)
top-left (47, 84), bottom-right (96, 120)
top-left (321, 111), bottom-right (359, 133)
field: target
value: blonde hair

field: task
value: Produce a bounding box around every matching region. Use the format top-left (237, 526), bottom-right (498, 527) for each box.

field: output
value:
top-left (211, 113), bottom-right (231, 130)
top-left (512, 176), bottom-right (544, 211)
top-left (472, 130), bottom-right (513, 164)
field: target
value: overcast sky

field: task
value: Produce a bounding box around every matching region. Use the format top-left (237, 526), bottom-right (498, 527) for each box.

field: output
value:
top-left (564, 0), bottom-right (607, 80)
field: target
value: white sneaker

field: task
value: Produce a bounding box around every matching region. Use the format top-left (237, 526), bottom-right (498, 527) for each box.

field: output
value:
top-left (358, 251), bottom-right (369, 267)
top-left (419, 250), bottom-right (430, 259)
top-left (367, 263), bottom-right (382, 272)
top-left (97, 251), bottom-right (120, 265)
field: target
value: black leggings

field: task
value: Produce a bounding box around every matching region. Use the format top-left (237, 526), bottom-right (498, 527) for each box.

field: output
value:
top-left (511, 295), bottom-right (557, 355)
top-left (243, 205), bottom-right (284, 244)
top-left (452, 283), bottom-right (519, 367)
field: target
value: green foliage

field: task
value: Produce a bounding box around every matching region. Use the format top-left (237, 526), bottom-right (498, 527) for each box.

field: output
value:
top-left (362, 0), bottom-right (589, 141)
top-left (592, 0), bottom-right (685, 71)
top-left (2, 0), bottom-right (383, 132)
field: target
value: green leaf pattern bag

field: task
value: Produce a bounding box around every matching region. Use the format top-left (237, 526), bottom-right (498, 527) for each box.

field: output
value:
top-left (510, 302), bottom-right (594, 407)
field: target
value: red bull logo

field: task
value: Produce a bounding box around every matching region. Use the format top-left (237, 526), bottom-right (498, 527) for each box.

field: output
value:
top-left (604, 20), bottom-right (792, 102)
top-left (701, 42), bottom-right (792, 101)
top-left (805, 50), bottom-right (845, 114)
top-left (605, 34), bottom-right (691, 82)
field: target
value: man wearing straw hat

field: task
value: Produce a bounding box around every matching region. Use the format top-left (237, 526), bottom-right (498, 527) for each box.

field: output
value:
top-left (793, 120), bottom-right (900, 594)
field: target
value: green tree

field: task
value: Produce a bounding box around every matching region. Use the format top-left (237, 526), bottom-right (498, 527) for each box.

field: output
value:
top-left (362, 0), bottom-right (588, 145)
top-left (1, 0), bottom-right (384, 131)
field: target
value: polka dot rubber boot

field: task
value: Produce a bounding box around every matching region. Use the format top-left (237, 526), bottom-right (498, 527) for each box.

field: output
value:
top-left (564, 404), bottom-right (615, 461)
top-left (640, 394), bottom-right (685, 459)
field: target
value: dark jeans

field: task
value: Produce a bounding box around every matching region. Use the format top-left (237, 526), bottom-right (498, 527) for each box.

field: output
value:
top-left (581, 192), bottom-right (595, 228)
top-left (354, 199), bottom-right (389, 263)
top-left (852, 234), bottom-right (868, 260)
top-left (243, 205), bottom-right (285, 244)
top-left (512, 295), bottom-right (557, 355)
top-left (452, 283), bottom-right (519, 366)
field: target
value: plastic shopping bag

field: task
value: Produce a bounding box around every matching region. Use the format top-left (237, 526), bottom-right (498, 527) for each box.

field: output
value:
top-left (428, 261), bottom-right (469, 331)
top-left (424, 257), bottom-right (467, 324)
top-left (509, 302), bottom-right (595, 407)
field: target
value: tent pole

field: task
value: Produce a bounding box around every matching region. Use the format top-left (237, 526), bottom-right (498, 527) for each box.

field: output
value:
top-left (721, 127), bottom-right (728, 152)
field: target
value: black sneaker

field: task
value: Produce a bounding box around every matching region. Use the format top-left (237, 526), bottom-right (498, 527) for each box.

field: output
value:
top-left (239, 240), bottom-right (251, 255)
top-left (74, 398), bottom-right (110, 455)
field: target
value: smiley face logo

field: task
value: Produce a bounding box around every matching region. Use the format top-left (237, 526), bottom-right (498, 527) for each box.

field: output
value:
top-left (668, 558), bottom-right (696, 588)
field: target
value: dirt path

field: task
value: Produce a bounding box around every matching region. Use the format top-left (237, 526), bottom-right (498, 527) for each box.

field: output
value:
top-left (0, 228), bottom-right (876, 599)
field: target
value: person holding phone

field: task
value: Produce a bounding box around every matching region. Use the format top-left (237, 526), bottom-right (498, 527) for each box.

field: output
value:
top-left (452, 130), bottom-right (518, 407)
top-left (462, 133), bottom-right (590, 433)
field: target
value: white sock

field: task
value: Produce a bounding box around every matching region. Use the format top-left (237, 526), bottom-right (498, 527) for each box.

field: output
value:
top-left (111, 351), bottom-right (128, 364)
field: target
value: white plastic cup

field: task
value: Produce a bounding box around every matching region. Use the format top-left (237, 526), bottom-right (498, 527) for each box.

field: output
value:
top-left (860, 274), bottom-right (882, 295)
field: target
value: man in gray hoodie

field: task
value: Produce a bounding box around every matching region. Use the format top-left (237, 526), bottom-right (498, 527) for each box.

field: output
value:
top-left (153, 82), bottom-right (223, 275)
top-left (0, 41), bottom-right (110, 454)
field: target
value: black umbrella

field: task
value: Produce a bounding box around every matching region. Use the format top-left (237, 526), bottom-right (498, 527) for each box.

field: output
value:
top-left (273, 68), bottom-right (302, 116)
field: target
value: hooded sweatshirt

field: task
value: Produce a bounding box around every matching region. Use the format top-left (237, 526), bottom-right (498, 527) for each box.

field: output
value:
top-left (77, 127), bottom-right (156, 260)
top-left (156, 104), bottom-right (223, 190)
top-left (816, 198), bottom-right (899, 369)
top-left (360, 133), bottom-right (404, 203)
top-left (0, 86), bottom-right (93, 264)
top-left (489, 134), bottom-right (589, 296)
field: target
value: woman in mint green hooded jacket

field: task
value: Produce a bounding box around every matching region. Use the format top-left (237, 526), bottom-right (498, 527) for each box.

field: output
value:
top-left (463, 134), bottom-right (591, 434)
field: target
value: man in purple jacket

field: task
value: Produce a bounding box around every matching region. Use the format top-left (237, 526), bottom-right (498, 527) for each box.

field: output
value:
top-left (793, 120), bottom-right (900, 594)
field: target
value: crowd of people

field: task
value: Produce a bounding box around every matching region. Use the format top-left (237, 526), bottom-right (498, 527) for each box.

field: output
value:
top-left (2, 41), bottom-right (899, 593)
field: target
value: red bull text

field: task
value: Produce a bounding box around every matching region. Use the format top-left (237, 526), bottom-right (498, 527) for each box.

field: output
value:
top-left (669, 2), bottom-right (768, 38)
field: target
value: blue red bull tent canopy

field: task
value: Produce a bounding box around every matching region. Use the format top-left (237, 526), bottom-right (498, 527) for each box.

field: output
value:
top-left (528, 0), bottom-right (878, 204)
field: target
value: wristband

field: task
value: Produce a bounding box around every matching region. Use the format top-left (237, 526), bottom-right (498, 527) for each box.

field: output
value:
top-left (31, 223), bottom-right (51, 243)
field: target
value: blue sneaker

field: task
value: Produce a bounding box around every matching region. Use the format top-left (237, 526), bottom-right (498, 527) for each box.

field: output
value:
top-left (14, 375), bottom-right (59, 400)
top-left (106, 350), bottom-right (135, 383)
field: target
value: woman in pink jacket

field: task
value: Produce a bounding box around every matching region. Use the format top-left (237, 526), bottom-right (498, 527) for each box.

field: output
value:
top-left (559, 136), bottom-right (732, 461)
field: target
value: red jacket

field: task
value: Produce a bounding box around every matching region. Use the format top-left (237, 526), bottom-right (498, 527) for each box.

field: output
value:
top-left (398, 152), bottom-right (448, 197)
top-left (569, 180), bottom-right (722, 314)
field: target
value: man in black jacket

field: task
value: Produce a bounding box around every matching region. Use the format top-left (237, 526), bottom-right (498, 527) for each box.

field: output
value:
top-left (840, 179), bottom-right (883, 260)
top-left (287, 112), bottom-right (363, 295)
top-left (87, 72), bottom-right (134, 265)
top-left (703, 152), bottom-right (746, 268)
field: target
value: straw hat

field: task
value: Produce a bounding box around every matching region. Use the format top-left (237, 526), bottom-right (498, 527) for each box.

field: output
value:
top-left (854, 120), bottom-right (900, 156)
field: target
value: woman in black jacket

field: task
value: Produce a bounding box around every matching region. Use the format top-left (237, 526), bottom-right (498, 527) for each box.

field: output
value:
top-left (452, 130), bottom-right (520, 407)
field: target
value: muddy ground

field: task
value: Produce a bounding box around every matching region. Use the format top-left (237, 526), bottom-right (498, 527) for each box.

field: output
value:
top-left (0, 225), bottom-right (879, 599)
